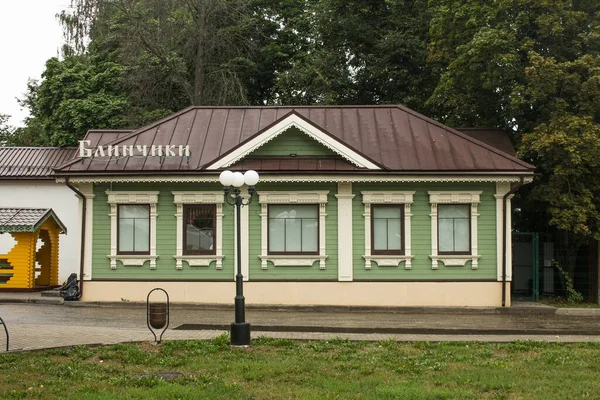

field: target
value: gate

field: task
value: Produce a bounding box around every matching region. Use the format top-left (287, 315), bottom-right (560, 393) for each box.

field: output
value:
top-left (512, 232), bottom-right (539, 300)
top-left (512, 232), bottom-right (598, 302)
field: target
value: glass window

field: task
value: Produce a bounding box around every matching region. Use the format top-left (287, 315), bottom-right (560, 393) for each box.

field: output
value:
top-left (372, 205), bottom-right (403, 254)
top-left (438, 204), bottom-right (470, 253)
top-left (268, 204), bottom-right (318, 253)
top-left (118, 204), bottom-right (150, 254)
top-left (184, 205), bottom-right (215, 255)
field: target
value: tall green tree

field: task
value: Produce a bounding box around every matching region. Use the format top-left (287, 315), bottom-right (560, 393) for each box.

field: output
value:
top-left (19, 55), bottom-right (130, 146)
top-left (275, 0), bottom-right (435, 110)
top-left (60, 0), bottom-right (278, 107)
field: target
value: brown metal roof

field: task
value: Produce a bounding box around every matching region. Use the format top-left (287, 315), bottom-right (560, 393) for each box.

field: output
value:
top-left (55, 106), bottom-right (535, 175)
top-left (456, 128), bottom-right (516, 156)
top-left (0, 207), bottom-right (67, 233)
top-left (0, 147), bottom-right (77, 179)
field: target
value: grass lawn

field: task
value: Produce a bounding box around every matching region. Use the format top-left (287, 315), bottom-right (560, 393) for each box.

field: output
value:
top-left (1, 336), bottom-right (600, 399)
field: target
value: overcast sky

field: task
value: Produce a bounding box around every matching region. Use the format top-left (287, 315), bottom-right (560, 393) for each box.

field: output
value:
top-left (0, 1), bottom-right (69, 127)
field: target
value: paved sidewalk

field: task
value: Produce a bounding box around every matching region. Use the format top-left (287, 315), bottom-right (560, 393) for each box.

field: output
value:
top-left (1, 296), bottom-right (600, 352)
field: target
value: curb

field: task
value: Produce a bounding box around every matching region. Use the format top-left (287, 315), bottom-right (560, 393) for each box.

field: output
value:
top-left (0, 297), bottom-right (64, 305)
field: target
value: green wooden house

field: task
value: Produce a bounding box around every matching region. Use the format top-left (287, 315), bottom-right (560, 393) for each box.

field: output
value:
top-left (54, 105), bottom-right (535, 307)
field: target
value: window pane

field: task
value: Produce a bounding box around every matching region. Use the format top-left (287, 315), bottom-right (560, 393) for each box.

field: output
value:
top-left (373, 218), bottom-right (388, 250)
top-left (119, 218), bottom-right (134, 252)
top-left (302, 220), bottom-right (318, 252)
top-left (269, 218), bottom-right (285, 252)
top-left (438, 218), bottom-right (454, 252)
top-left (285, 219), bottom-right (302, 252)
top-left (120, 205), bottom-right (149, 218)
top-left (454, 219), bottom-right (470, 252)
top-left (118, 205), bottom-right (149, 253)
top-left (185, 205), bottom-right (214, 252)
top-left (387, 218), bottom-right (402, 250)
top-left (438, 204), bottom-right (470, 253)
top-left (373, 206), bottom-right (402, 252)
top-left (269, 204), bottom-right (318, 253)
top-left (134, 218), bottom-right (150, 252)
top-left (373, 207), bottom-right (401, 219)
top-left (439, 204), bottom-right (469, 218)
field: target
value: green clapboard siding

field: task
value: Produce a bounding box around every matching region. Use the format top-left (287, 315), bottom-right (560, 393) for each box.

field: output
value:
top-left (91, 180), bottom-right (497, 282)
top-left (91, 183), bottom-right (235, 280)
top-left (352, 183), bottom-right (497, 280)
top-left (250, 127), bottom-right (337, 157)
top-left (248, 183), bottom-right (338, 280)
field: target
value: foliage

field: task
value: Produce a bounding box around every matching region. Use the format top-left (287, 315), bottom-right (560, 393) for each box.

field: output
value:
top-left (274, 0), bottom-right (436, 110)
top-left (19, 55), bottom-right (130, 146)
top-left (553, 260), bottom-right (585, 304)
top-left (2, 339), bottom-right (600, 399)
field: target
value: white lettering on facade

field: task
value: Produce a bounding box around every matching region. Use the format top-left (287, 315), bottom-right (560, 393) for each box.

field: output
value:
top-left (151, 145), bottom-right (163, 157)
top-left (79, 140), bottom-right (92, 157)
top-left (78, 141), bottom-right (190, 158)
top-left (94, 146), bottom-right (106, 157)
top-left (165, 145), bottom-right (176, 157)
top-left (136, 145), bottom-right (148, 156)
top-left (107, 145), bottom-right (119, 157)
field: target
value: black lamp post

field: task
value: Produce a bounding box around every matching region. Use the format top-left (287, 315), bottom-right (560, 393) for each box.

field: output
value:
top-left (219, 169), bottom-right (259, 346)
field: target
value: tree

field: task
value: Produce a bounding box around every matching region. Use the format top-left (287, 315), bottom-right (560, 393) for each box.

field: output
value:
top-left (60, 0), bottom-right (272, 107)
top-left (274, 0), bottom-right (435, 110)
top-left (19, 55), bottom-right (130, 146)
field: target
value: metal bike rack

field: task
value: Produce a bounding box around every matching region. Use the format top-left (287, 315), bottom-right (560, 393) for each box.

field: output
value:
top-left (0, 315), bottom-right (8, 352)
top-left (146, 288), bottom-right (170, 344)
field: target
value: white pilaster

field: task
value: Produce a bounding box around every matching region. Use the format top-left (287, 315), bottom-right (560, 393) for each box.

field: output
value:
top-left (79, 183), bottom-right (94, 280)
top-left (495, 183), bottom-right (510, 281)
top-left (335, 183), bottom-right (355, 281)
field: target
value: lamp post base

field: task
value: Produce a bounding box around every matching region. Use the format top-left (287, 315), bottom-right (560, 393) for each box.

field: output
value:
top-left (230, 322), bottom-right (251, 346)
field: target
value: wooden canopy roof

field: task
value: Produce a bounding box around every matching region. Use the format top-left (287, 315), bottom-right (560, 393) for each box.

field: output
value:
top-left (0, 208), bottom-right (67, 234)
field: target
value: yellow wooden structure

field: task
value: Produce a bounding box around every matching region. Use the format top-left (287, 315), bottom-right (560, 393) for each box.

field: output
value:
top-left (0, 208), bottom-right (66, 289)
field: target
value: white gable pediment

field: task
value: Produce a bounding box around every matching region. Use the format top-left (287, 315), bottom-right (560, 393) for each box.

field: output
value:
top-left (206, 113), bottom-right (381, 170)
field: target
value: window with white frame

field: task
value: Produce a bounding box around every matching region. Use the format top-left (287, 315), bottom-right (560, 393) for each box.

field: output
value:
top-left (183, 204), bottom-right (216, 255)
top-left (259, 191), bottom-right (329, 269)
top-left (106, 191), bottom-right (159, 269)
top-left (118, 204), bottom-right (150, 254)
top-left (438, 204), bottom-right (470, 254)
top-left (268, 204), bottom-right (319, 254)
top-left (172, 192), bottom-right (224, 270)
top-left (362, 191), bottom-right (414, 269)
top-left (429, 191), bottom-right (481, 270)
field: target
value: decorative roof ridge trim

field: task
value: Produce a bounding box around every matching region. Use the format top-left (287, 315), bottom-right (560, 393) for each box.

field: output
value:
top-left (391, 105), bottom-right (534, 169)
top-left (57, 175), bottom-right (534, 184)
top-left (205, 112), bottom-right (382, 170)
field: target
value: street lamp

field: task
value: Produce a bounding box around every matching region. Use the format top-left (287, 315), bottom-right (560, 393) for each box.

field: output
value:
top-left (219, 169), bottom-right (259, 346)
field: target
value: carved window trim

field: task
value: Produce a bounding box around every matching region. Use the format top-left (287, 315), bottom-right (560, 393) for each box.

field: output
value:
top-left (106, 191), bottom-right (159, 270)
top-left (258, 191), bottom-right (329, 269)
top-left (172, 192), bottom-right (224, 270)
top-left (428, 191), bottom-right (482, 270)
top-left (362, 191), bottom-right (415, 270)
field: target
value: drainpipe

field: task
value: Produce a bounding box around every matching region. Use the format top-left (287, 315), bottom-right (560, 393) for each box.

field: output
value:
top-left (502, 176), bottom-right (525, 307)
top-left (65, 177), bottom-right (86, 300)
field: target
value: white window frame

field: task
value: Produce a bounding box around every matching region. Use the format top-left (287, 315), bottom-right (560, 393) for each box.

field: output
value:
top-left (172, 192), bottom-right (224, 270)
top-left (258, 191), bottom-right (329, 269)
top-left (106, 191), bottom-right (159, 269)
top-left (362, 191), bottom-right (415, 270)
top-left (429, 191), bottom-right (481, 270)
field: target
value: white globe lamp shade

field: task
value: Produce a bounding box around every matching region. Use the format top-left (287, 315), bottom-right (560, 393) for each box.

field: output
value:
top-left (244, 170), bottom-right (259, 186)
top-left (232, 172), bottom-right (245, 187)
top-left (219, 170), bottom-right (235, 186)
